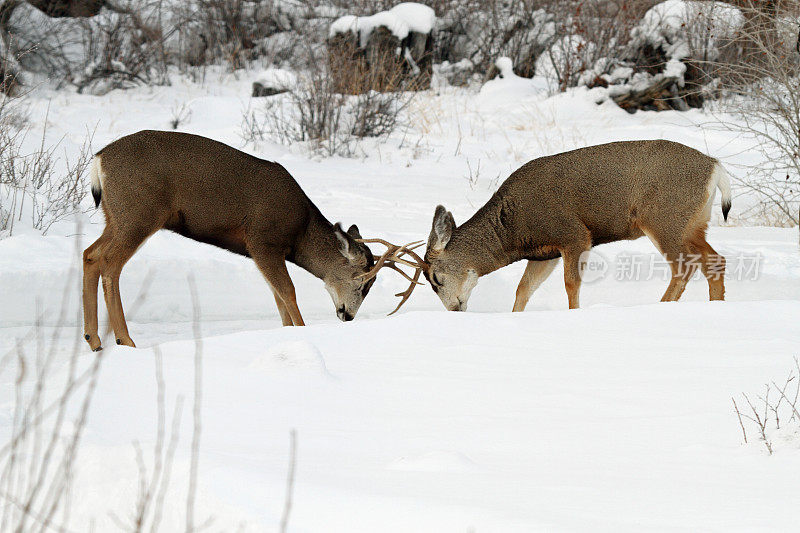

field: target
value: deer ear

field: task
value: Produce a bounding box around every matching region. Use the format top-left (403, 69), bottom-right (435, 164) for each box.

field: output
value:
top-left (346, 224), bottom-right (362, 239)
top-left (335, 223), bottom-right (365, 264)
top-left (428, 205), bottom-right (455, 253)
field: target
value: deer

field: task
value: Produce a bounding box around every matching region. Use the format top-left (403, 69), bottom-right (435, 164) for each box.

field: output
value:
top-left (82, 130), bottom-right (380, 351)
top-left (361, 140), bottom-right (733, 315)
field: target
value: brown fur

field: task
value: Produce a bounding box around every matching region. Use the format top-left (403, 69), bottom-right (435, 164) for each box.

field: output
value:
top-left (82, 130), bottom-right (374, 350)
top-left (424, 140), bottom-right (729, 311)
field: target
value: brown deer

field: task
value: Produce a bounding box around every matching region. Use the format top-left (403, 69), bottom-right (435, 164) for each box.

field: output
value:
top-left (82, 130), bottom-right (378, 351)
top-left (389, 140), bottom-right (732, 312)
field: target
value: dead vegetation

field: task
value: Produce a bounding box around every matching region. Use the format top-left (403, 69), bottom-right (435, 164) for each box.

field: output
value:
top-left (732, 358), bottom-right (800, 455)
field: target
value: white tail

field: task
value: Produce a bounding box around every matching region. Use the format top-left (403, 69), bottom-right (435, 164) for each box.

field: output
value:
top-left (711, 162), bottom-right (732, 221)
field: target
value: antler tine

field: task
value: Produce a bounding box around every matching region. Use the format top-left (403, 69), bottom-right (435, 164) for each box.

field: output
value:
top-left (384, 261), bottom-right (424, 285)
top-left (356, 237), bottom-right (430, 315)
top-left (388, 262), bottom-right (423, 316)
top-left (356, 239), bottom-right (410, 281)
top-left (395, 247), bottom-right (429, 273)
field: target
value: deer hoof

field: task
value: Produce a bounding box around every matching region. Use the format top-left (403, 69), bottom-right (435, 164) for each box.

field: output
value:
top-left (84, 333), bottom-right (102, 351)
top-left (115, 337), bottom-right (136, 348)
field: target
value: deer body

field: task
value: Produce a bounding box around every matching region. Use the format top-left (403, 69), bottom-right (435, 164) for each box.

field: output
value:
top-left (424, 140), bottom-right (732, 311)
top-left (82, 130), bottom-right (375, 350)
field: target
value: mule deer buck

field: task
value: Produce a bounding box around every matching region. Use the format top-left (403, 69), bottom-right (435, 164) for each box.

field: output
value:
top-left (82, 130), bottom-right (378, 351)
top-left (413, 140), bottom-right (732, 312)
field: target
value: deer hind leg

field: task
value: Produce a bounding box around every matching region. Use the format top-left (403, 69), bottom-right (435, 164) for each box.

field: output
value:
top-left (640, 225), bottom-right (697, 302)
top-left (513, 258), bottom-right (560, 312)
top-left (249, 245), bottom-right (305, 326)
top-left (271, 289), bottom-right (294, 327)
top-left (98, 224), bottom-right (157, 348)
top-left (82, 228), bottom-right (112, 351)
top-left (659, 239), bottom-right (701, 303)
top-left (99, 239), bottom-right (141, 348)
top-left (660, 253), bottom-right (700, 302)
top-left (690, 231), bottom-right (726, 301)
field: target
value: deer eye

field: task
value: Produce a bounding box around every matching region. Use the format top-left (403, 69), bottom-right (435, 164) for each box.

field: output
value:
top-left (432, 273), bottom-right (442, 287)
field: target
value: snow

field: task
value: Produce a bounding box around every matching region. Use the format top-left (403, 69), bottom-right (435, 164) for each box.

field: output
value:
top-left (388, 2), bottom-right (436, 35)
top-left (1, 67), bottom-right (799, 530)
top-left (253, 68), bottom-right (298, 91)
top-left (329, 3), bottom-right (435, 47)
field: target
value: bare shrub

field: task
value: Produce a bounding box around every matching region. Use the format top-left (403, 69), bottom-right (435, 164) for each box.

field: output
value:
top-left (732, 357), bottom-right (800, 455)
top-left (436, 0), bottom-right (556, 79)
top-left (0, 237), bottom-right (103, 531)
top-left (0, 102), bottom-right (94, 237)
top-left (73, 3), bottom-right (168, 94)
top-left (2, 1), bottom-right (169, 93)
top-left (242, 43), bottom-right (412, 157)
top-left (171, 0), bottom-right (309, 70)
top-left (538, 0), bottom-right (659, 93)
top-left (710, 9), bottom-right (800, 226)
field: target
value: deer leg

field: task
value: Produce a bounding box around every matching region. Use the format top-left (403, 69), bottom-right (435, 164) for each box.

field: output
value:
top-left (660, 246), bottom-right (700, 302)
top-left (82, 228), bottom-right (111, 351)
top-left (561, 244), bottom-right (590, 310)
top-left (99, 227), bottom-right (153, 348)
top-left (695, 240), bottom-right (726, 301)
top-left (271, 289), bottom-right (294, 327)
top-left (513, 258), bottom-right (559, 312)
top-left (249, 247), bottom-right (305, 326)
top-left (643, 229), bottom-right (698, 303)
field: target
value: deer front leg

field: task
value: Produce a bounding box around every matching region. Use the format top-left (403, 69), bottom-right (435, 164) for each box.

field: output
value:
top-left (249, 245), bottom-right (305, 327)
top-left (512, 258), bottom-right (559, 312)
top-left (561, 242), bottom-right (591, 310)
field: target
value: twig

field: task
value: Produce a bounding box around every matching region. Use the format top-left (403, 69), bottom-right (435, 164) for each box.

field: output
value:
top-left (279, 430), bottom-right (297, 533)
top-left (731, 397), bottom-right (747, 443)
top-left (185, 275), bottom-right (203, 533)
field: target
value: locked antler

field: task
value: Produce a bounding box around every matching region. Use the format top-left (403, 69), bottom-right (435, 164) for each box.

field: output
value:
top-left (357, 238), bottom-right (430, 315)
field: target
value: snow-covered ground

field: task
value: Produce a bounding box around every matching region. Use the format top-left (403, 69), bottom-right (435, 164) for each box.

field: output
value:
top-left (1, 69), bottom-right (799, 530)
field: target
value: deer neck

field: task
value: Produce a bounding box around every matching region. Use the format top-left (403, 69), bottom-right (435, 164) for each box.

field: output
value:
top-left (449, 197), bottom-right (521, 276)
top-left (291, 210), bottom-right (342, 281)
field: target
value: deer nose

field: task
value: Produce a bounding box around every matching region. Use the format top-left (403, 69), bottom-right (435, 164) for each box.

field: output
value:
top-left (337, 307), bottom-right (354, 322)
top-left (450, 298), bottom-right (467, 312)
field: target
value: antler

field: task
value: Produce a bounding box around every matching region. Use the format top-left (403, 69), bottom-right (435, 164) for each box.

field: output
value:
top-left (357, 238), bottom-right (430, 315)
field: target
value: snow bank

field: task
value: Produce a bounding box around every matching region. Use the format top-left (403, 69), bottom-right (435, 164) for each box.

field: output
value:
top-left (249, 340), bottom-right (331, 376)
top-left (3, 301), bottom-right (800, 530)
top-left (329, 3), bottom-right (435, 47)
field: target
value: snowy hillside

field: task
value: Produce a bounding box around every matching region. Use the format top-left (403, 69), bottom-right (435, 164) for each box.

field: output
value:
top-left (1, 63), bottom-right (799, 531)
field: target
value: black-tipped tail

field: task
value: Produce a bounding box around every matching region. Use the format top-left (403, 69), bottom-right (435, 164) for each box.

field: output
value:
top-left (722, 199), bottom-right (731, 222)
top-left (91, 184), bottom-right (101, 208)
top-left (89, 156), bottom-right (103, 208)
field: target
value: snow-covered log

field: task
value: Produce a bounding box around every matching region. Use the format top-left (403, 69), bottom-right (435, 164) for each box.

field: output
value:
top-left (25, 0), bottom-right (104, 18)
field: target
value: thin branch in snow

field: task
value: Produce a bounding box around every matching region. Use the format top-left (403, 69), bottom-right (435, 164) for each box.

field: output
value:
top-left (279, 430), bottom-right (297, 533)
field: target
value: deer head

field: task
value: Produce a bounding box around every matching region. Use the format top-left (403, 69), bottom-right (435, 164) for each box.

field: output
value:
top-left (423, 205), bottom-right (479, 311)
top-left (328, 223), bottom-right (377, 321)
